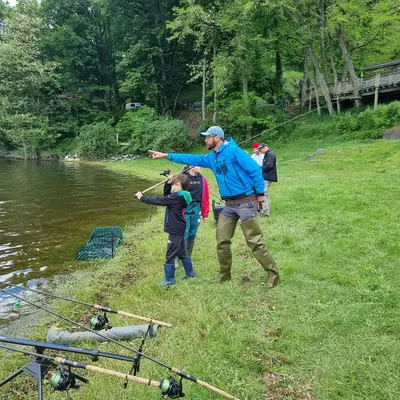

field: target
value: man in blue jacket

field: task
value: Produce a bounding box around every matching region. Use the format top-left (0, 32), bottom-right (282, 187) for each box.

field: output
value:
top-left (149, 126), bottom-right (279, 288)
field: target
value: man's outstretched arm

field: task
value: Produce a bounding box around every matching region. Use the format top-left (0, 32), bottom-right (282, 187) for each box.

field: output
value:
top-left (148, 150), bottom-right (211, 169)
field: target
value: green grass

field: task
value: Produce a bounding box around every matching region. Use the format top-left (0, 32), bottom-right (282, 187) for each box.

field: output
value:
top-left (1, 137), bottom-right (399, 400)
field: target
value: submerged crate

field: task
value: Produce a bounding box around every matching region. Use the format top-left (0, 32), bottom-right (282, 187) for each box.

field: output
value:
top-left (76, 226), bottom-right (123, 260)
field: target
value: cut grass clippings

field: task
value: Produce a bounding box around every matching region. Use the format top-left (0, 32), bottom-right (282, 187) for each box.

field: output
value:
top-left (1, 136), bottom-right (399, 400)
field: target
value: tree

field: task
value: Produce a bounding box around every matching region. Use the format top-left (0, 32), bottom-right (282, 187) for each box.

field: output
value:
top-left (0, 5), bottom-right (59, 157)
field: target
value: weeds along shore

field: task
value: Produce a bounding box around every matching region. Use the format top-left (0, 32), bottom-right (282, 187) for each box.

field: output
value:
top-left (1, 137), bottom-right (400, 400)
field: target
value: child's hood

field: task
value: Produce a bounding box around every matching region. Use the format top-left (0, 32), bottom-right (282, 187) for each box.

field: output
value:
top-left (178, 190), bottom-right (192, 206)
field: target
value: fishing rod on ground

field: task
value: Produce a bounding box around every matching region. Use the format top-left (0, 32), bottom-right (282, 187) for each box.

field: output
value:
top-left (0, 281), bottom-right (172, 329)
top-left (0, 342), bottom-right (181, 400)
top-left (0, 289), bottom-right (241, 400)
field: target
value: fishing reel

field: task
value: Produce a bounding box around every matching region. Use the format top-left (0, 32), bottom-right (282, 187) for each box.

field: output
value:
top-left (49, 366), bottom-right (88, 396)
top-left (90, 311), bottom-right (112, 331)
top-left (159, 376), bottom-right (185, 398)
top-left (160, 168), bottom-right (171, 177)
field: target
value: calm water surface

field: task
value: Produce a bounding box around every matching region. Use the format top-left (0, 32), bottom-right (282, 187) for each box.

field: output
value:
top-left (0, 159), bottom-right (153, 327)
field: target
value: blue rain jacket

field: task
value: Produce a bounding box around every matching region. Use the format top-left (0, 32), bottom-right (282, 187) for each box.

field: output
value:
top-left (168, 138), bottom-right (264, 200)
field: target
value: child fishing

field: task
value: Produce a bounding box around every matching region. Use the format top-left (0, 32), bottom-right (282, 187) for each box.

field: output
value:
top-left (175, 165), bottom-right (209, 268)
top-left (134, 174), bottom-right (196, 286)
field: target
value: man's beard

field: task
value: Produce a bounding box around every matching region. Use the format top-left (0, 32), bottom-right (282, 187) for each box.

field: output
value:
top-left (206, 142), bottom-right (216, 150)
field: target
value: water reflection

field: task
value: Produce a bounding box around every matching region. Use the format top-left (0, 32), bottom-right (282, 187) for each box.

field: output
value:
top-left (0, 159), bottom-right (153, 323)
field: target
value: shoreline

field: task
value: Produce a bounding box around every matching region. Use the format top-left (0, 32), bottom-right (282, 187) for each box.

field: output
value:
top-left (1, 137), bottom-right (400, 399)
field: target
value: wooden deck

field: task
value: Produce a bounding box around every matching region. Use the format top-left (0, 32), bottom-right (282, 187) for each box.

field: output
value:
top-left (305, 71), bottom-right (400, 108)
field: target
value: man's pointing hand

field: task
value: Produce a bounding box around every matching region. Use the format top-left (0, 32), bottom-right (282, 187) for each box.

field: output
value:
top-left (148, 150), bottom-right (168, 159)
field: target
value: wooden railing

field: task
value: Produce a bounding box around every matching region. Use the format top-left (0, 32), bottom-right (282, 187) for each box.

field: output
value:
top-left (306, 71), bottom-right (400, 103)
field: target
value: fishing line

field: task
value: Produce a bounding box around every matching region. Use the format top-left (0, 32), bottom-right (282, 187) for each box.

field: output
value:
top-left (0, 288), bottom-right (240, 399)
top-left (0, 281), bottom-right (172, 328)
top-left (237, 105), bottom-right (327, 146)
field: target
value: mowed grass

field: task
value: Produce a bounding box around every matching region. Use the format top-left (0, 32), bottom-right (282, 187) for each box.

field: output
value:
top-left (1, 137), bottom-right (399, 400)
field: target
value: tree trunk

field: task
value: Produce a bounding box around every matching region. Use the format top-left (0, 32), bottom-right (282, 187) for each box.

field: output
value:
top-left (23, 140), bottom-right (27, 160)
top-left (275, 51), bottom-right (283, 105)
top-left (338, 25), bottom-right (361, 108)
top-left (313, 79), bottom-right (321, 116)
top-left (202, 59), bottom-right (206, 120)
top-left (329, 50), bottom-right (340, 113)
top-left (213, 44), bottom-right (217, 124)
top-left (319, 0), bottom-right (330, 83)
top-left (172, 83), bottom-right (182, 116)
top-left (309, 46), bottom-right (335, 115)
top-left (301, 49), bottom-right (309, 110)
top-left (329, 51), bottom-right (338, 91)
top-left (242, 57), bottom-right (252, 140)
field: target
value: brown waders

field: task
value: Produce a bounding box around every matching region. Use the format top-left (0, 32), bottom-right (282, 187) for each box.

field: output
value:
top-left (240, 218), bottom-right (279, 288)
top-left (216, 214), bottom-right (279, 288)
top-left (216, 215), bottom-right (238, 281)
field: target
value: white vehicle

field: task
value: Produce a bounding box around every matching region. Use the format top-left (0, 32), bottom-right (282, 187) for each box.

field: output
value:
top-left (125, 102), bottom-right (142, 110)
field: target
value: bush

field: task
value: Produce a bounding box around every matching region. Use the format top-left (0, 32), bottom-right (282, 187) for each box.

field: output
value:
top-left (116, 106), bottom-right (190, 153)
top-left (148, 119), bottom-right (190, 152)
top-left (289, 101), bottom-right (400, 141)
top-left (338, 102), bottom-right (400, 139)
top-left (215, 92), bottom-right (292, 142)
top-left (116, 106), bottom-right (156, 144)
top-left (79, 122), bottom-right (118, 159)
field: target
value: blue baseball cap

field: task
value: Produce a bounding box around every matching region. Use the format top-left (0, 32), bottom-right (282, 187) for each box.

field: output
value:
top-left (200, 126), bottom-right (225, 139)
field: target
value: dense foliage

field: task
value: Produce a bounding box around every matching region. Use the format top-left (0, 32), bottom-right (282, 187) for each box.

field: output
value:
top-left (0, 0), bottom-right (399, 158)
top-left (116, 106), bottom-right (190, 153)
top-left (284, 102), bottom-right (400, 142)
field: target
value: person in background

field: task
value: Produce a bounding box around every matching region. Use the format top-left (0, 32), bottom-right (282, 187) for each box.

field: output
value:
top-left (148, 126), bottom-right (279, 288)
top-left (179, 165), bottom-right (209, 261)
top-left (135, 174), bottom-right (196, 286)
top-left (258, 143), bottom-right (277, 217)
top-left (251, 142), bottom-right (264, 166)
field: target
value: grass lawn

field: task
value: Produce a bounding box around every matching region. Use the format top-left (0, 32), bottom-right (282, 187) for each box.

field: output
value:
top-left (1, 136), bottom-right (399, 400)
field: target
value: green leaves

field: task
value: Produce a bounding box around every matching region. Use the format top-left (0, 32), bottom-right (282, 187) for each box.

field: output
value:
top-left (115, 106), bottom-right (190, 153)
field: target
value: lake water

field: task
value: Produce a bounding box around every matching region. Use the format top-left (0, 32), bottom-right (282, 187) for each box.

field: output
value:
top-left (0, 159), bottom-right (152, 327)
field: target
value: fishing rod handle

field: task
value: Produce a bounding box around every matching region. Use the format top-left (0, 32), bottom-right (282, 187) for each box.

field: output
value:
top-left (116, 309), bottom-right (173, 328)
top-left (54, 358), bottom-right (160, 388)
top-left (196, 378), bottom-right (241, 400)
top-left (133, 178), bottom-right (167, 198)
top-left (171, 368), bottom-right (241, 400)
top-left (141, 179), bottom-right (168, 194)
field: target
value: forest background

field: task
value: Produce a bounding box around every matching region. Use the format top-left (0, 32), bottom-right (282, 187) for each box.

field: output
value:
top-left (0, 0), bottom-right (399, 159)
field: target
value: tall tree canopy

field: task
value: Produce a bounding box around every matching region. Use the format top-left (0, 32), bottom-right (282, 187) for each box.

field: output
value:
top-left (0, 0), bottom-right (398, 156)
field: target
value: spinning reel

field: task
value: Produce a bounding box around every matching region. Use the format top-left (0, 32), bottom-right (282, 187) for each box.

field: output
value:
top-left (159, 376), bottom-right (185, 398)
top-left (49, 366), bottom-right (88, 398)
top-left (90, 311), bottom-right (112, 331)
top-left (160, 168), bottom-right (171, 177)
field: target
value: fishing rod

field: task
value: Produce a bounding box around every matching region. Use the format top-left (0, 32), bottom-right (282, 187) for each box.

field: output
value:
top-left (0, 343), bottom-right (180, 399)
top-left (0, 289), bottom-right (241, 400)
top-left (165, 107), bottom-right (325, 201)
top-left (0, 281), bottom-right (172, 328)
top-left (237, 105), bottom-right (326, 147)
top-left (0, 336), bottom-right (142, 363)
top-left (133, 168), bottom-right (171, 198)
